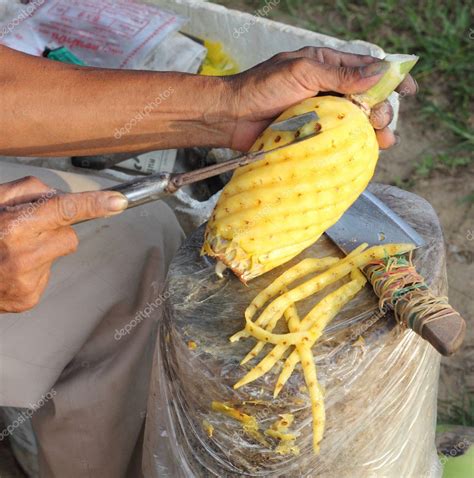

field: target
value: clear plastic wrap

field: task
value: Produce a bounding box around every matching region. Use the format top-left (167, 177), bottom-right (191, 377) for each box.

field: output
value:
top-left (144, 184), bottom-right (446, 478)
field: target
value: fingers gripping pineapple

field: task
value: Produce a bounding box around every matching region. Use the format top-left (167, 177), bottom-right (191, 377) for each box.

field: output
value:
top-left (203, 55), bottom-right (417, 282)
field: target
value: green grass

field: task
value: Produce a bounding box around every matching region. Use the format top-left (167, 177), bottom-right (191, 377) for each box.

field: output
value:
top-left (280, 0), bottom-right (474, 169)
top-left (221, 0), bottom-right (474, 172)
top-left (459, 192), bottom-right (474, 204)
top-left (417, 150), bottom-right (472, 177)
top-left (393, 176), bottom-right (416, 190)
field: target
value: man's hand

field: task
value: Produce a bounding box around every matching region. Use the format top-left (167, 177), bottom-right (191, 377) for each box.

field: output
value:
top-left (226, 47), bottom-right (417, 151)
top-left (0, 176), bottom-right (128, 313)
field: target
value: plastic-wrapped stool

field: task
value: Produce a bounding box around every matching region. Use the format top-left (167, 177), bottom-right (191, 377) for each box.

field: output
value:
top-left (144, 184), bottom-right (445, 478)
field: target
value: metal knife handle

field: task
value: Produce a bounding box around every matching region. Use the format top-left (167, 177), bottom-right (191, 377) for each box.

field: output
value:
top-left (107, 172), bottom-right (176, 209)
top-left (364, 263), bottom-right (466, 356)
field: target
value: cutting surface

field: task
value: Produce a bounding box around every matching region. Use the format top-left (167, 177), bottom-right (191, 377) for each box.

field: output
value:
top-left (156, 183), bottom-right (446, 477)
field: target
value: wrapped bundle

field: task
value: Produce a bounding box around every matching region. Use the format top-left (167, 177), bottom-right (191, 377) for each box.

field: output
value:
top-left (144, 184), bottom-right (444, 478)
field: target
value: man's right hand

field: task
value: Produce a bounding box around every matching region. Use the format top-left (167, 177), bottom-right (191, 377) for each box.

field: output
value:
top-left (0, 176), bottom-right (128, 313)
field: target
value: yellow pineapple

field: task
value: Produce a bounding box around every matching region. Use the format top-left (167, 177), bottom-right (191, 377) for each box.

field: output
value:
top-left (202, 55), bottom-right (417, 282)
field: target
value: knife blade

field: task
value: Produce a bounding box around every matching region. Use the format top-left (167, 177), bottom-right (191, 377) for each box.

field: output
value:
top-left (270, 111), bottom-right (319, 131)
top-left (326, 190), bottom-right (425, 252)
top-left (326, 189), bottom-right (465, 356)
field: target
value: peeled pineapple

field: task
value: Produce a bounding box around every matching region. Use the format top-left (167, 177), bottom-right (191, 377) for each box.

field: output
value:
top-left (202, 56), bottom-right (418, 283)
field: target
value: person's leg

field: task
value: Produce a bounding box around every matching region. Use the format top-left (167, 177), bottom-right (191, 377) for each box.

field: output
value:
top-left (0, 162), bottom-right (184, 477)
top-left (32, 248), bottom-right (172, 478)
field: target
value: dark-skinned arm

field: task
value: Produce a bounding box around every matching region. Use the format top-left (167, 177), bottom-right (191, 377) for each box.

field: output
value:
top-left (0, 45), bottom-right (417, 158)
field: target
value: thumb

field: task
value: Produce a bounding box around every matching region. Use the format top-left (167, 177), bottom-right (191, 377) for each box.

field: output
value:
top-left (29, 191), bottom-right (128, 231)
top-left (308, 60), bottom-right (390, 95)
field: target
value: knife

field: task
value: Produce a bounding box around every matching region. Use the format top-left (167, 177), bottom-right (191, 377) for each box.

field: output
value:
top-left (93, 112), bottom-right (319, 208)
top-left (325, 190), bottom-right (466, 356)
top-left (70, 111), bottom-right (319, 171)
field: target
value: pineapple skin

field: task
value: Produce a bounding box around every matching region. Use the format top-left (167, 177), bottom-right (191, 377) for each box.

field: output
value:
top-left (202, 96), bottom-right (379, 283)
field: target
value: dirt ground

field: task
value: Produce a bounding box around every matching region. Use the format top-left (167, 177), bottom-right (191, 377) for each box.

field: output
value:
top-left (375, 101), bottom-right (474, 405)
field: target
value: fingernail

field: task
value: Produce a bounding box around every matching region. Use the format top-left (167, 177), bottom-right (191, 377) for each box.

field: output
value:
top-left (394, 133), bottom-right (401, 146)
top-left (106, 193), bottom-right (128, 212)
top-left (414, 78), bottom-right (419, 94)
top-left (360, 61), bottom-right (390, 78)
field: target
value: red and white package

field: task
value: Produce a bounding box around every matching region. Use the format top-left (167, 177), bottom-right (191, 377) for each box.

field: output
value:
top-left (0, 0), bottom-right (186, 69)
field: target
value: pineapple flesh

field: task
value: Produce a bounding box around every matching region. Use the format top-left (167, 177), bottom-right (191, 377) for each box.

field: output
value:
top-left (203, 96), bottom-right (378, 282)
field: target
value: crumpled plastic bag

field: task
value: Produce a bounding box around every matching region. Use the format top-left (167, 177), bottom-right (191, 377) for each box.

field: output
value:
top-left (0, 0), bottom-right (186, 69)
